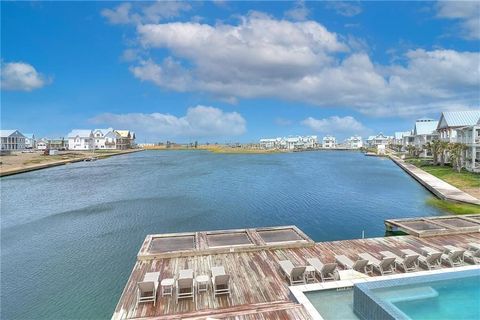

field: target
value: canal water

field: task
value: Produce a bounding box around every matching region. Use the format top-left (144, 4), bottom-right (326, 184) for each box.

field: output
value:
top-left (0, 150), bottom-right (444, 319)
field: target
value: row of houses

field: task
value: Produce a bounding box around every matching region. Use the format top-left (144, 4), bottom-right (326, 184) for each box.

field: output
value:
top-left (259, 135), bottom-right (365, 150)
top-left (0, 128), bottom-right (136, 151)
top-left (394, 110), bottom-right (480, 172)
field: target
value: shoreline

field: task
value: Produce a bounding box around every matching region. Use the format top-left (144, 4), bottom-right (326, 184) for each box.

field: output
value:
top-left (0, 149), bottom-right (143, 177)
top-left (390, 155), bottom-right (480, 206)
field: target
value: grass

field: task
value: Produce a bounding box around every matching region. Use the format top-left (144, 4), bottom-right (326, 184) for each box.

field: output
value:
top-left (426, 198), bottom-right (480, 215)
top-left (405, 158), bottom-right (480, 191)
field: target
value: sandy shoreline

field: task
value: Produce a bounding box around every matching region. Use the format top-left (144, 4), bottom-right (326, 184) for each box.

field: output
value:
top-left (0, 149), bottom-right (143, 177)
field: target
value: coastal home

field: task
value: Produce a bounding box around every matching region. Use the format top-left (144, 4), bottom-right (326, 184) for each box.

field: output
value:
top-left (115, 130), bottom-right (134, 149)
top-left (413, 118), bottom-right (439, 157)
top-left (394, 131), bottom-right (410, 147)
top-left (259, 136), bottom-right (317, 150)
top-left (0, 130), bottom-right (26, 151)
top-left (24, 133), bottom-right (36, 149)
top-left (366, 133), bottom-right (391, 148)
top-left (322, 135), bottom-right (336, 148)
top-left (93, 128), bottom-right (119, 150)
top-left (437, 110), bottom-right (480, 143)
top-left (346, 135), bottom-right (363, 149)
top-left (456, 117), bottom-right (480, 172)
top-left (36, 138), bottom-right (49, 150)
top-left (68, 129), bottom-right (94, 150)
top-left (402, 131), bottom-right (414, 149)
top-left (49, 138), bottom-right (68, 150)
top-left (259, 138), bottom-right (277, 149)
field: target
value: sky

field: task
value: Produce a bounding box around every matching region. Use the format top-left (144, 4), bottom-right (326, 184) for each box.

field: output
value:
top-left (1, 1), bottom-right (479, 143)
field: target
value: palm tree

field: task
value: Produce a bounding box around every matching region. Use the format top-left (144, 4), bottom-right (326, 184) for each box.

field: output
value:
top-left (439, 141), bottom-right (449, 166)
top-left (448, 143), bottom-right (468, 173)
top-left (425, 140), bottom-right (441, 165)
top-left (406, 145), bottom-right (416, 157)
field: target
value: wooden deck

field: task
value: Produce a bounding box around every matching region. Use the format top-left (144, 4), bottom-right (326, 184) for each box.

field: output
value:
top-left (385, 214), bottom-right (480, 237)
top-left (113, 229), bottom-right (480, 320)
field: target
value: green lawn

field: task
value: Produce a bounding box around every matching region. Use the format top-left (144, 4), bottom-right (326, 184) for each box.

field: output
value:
top-left (405, 159), bottom-right (480, 191)
top-left (426, 198), bottom-right (480, 215)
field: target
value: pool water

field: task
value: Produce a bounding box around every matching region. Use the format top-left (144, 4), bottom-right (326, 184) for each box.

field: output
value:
top-left (382, 275), bottom-right (480, 319)
top-left (305, 289), bottom-right (359, 320)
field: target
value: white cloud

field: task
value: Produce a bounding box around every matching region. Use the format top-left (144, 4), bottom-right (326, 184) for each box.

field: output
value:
top-left (436, 1), bottom-right (480, 40)
top-left (326, 2), bottom-right (362, 17)
top-left (90, 105), bottom-right (246, 138)
top-left (302, 116), bottom-right (371, 135)
top-left (1, 61), bottom-right (50, 91)
top-left (285, 0), bottom-right (310, 21)
top-left (101, 1), bottom-right (191, 25)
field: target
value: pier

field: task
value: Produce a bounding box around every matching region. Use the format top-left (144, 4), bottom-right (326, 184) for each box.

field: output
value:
top-left (113, 216), bottom-right (480, 320)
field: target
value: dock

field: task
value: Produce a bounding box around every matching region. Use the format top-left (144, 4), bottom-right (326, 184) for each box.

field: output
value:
top-left (390, 155), bottom-right (480, 205)
top-left (113, 218), bottom-right (480, 320)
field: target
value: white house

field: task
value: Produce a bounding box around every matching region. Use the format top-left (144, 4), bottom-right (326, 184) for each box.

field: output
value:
top-left (322, 135), bottom-right (336, 148)
top-left (36, 138), bottom-right (49, 150)
top-left (456, 117), bottom-right (480, 173)
top-left (367, 133), bottom-right (391, 148)
top-left (413, 118), bottom-right (439, 157)
top-left (402, 131), bottom-right (414, 148)
top-left (259, 136), bottom-right (317, 150)
top-left (0, 130), bottom-right (26, 151)
top-left (93, 128), bottom-right (119, 150)
top-left (259, 138), bottom-right (278, 149)
top-left (24, 133), bottom-right (36, 149)
top-left (437, 110), bottom-right (480, 143)
top-left (346, 135), bottom-right (363, 149)
top-left (68, 129), bottom-right (94, 150)
top-left (394, 131), bottom-right (410, 147)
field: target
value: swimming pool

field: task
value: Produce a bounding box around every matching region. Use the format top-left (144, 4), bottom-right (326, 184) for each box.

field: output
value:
top-left (297, 267), bottom-right (480, 320)
top-left (354, 269), bottom-right (480, 320)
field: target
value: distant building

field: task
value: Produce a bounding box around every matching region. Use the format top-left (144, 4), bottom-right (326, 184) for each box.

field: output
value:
top-left (0, 130), bottom-right (26, 151)
top-left (322, 135), bottom-right (336, 148)
top-left (394, 131), bottom-right (410, 146)
top-left (93, 128), bottom-right (120, 150)
top-left (346, 135), bottom-right (363, 149)
top-left (437, 110), bottom-right (480, 143)
top-left (456, 117), bottom-right (480, 173)
top-left (259, 136), bottom-right (317, 150)
top-left (24, 133), bottom-right (36, 149)
top-left (36, 138), bottom-right (49, 150)
top-left (49, 138), bottom-right (68, 150)
top-left (366, 133), bottom-right (391, 148)
top-left (115, 130), bottom-right (135, 150)
top-left (402, 131), bottom-right (414, 148)
top-left (413, 118), bottom-right (439, 157)
top-left (68, 129), bottom-right (94, 150)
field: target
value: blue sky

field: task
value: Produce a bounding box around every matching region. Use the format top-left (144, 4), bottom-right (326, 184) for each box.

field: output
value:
top-left (1, 1), bottom-right (479, 143)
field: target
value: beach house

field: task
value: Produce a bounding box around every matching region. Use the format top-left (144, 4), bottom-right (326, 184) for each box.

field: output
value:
top-left (68, 130), bottom-right (94, 150)
top-left (93, 128), bottom-right (120, 150)
top-left (413, 118), bottom-right (439, 157)
top-left (49, 138), bottom-right (68, 150)
top-left (259, 138), bottom-right (278, 149)
top-left (366, 133), bottom-right (391, 148)
top-left (0, 130), bottom-right (26, 151)
top-left (346, 135), bottom-right (363, 149)
top-left (437, 110), bottom-right (480, 143)
top-left (24, 133), bottom-right (36, 149)
top-left (322, 135), bottom-right (336, 148)
top-left (115, 130), bottom-right (135, 150)
top-left (456, 117), bottom-right (480, 172)
top-left (36, 138), bottom-right (49, 150)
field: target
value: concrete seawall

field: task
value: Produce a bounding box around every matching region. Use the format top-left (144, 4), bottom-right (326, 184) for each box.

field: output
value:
top-left (390, 155), bottom-right (480, 206)
top-left (0, 149), bottom-right (144, 177)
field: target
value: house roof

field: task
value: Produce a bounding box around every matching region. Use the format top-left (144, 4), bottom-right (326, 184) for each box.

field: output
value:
top-left (414, 120), bottom-right (439, 135)
top-left (94, 128), bottom-right (113, 136)
top-left (0, 130), bottom-right (26, 138)
top-left (437, 111), bottom-right (480, 129)
top-left (394, 132), bottom-right (410, 139)
top-left (115, 130), bottom-right (131, 138)
top-left (68, 129), bottom-right (93, 138)
top-left (323, 135), bottom-right (335, 140)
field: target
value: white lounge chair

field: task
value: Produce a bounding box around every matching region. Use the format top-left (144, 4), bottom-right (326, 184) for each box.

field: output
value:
top-left (335, 255), bottom-right (371, 274)
top-left (464, 250), bottom-right (480, 265)
top-left (211, 266), bottom-right (231, 297)
top-left (279, 260), bottom-right (306, 285)
top-left (441, 246), bottom-right (465, 267)
top-left (418, 251), bottom-right (443, 270)
top-left (380, 250), bottom-right (419, 272)
top-left (307, 258), bottom-right (338, 282)
top-left (176, 269), bottom-right (194, 302)
top-left (137, 271), bottom-right (160, 306)
top-left (467, 243), bottom-right (480, 253)
top-left (358, 253), bottom-right (396, 275)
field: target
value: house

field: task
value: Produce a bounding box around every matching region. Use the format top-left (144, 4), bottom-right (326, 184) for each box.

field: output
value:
top-left (0, 130), bottom-right (26, 151)
top-left (437, 110), bottom-right (480, 143)
top-left (49, 138), bottom-right (68, 150)
top-left (93, 128), bottom-right (119, 150)
top-left (402, 131), bottom-right (414, 148)
top-left (36, 138), bottom-right (49, 150)
top-left (322, 135), bottom-right (336, 148)
top-left (68, 130), bottom-right (94, 150)
top-left (346, 135), bottom-right (363, 149)
top-left (456, 117), bottom-right (480, 173)
top-left (366, 133), bottom-right (391, 148)
top-left (115, 130), bottom-right (134, 150)
top-left (259, 138), bottom-right (277, 149)
top-left (394, 131), bottom-right (411, 147)
top-left (413, 118), bottom-right (439, 157)
top-left (24, 133), bottom-right (36, 149)
top-left (259, 136), bottom-right (317, 150)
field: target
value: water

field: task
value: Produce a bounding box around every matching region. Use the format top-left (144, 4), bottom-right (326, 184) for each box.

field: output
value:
top-left (388, 275), bottom-right (480, 319)
top-left (305, 289), bottom-right (358, 320)
top-left (0, 150), bottom-right (444, 319)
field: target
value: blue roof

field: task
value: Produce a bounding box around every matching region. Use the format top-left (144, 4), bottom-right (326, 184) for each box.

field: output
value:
top-left (414, 120), bottom-right (438, 135)
top-left (437, 111), bottom-right (480, 129)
